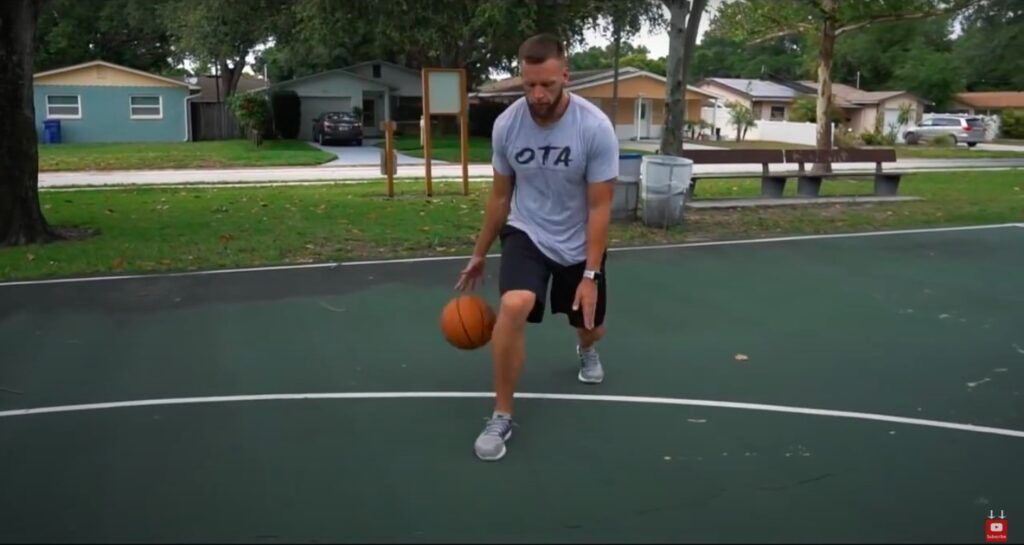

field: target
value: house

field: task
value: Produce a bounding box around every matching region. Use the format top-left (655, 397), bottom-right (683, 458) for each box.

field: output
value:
top-left (793, 81), bottom-right (928, 136)
top-left (471, 67), bottom-right (721, 140)
top-left (265, 60), bottom-right (423, 140)
top-left (949, 92), bottom-right (1024, 115)
top-left (32, 60), bottom-right (199, 144)
top-left (695, 78), bottom-right (804, 121)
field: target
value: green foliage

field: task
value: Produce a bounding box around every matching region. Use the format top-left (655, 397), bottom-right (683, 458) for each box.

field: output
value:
top-left (569, 43), bottom-right (666, 74)
top-left (1000, 110), bottom-right (1024, 139)
top-left (788, 96), bottom-right (845, 124)
top-left (726, 101), bottom-right (756, 141)
top-left (931, 134), bottom-right (956, 146)
top-left (270, 90), bottom-right (301, 140)
top-left (227, 93), bottom-right (272, 137)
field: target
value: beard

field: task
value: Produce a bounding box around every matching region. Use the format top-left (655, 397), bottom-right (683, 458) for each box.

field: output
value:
top-left (528, 88), bottom-right (564, 120)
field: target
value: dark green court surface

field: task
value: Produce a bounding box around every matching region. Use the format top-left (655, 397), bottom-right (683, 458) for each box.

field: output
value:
top-left (2, 224), bottom-right (1023, 543)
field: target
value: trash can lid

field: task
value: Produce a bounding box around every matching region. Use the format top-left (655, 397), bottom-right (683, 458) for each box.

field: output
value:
top-left (642, 154), bottom-right (693, 166)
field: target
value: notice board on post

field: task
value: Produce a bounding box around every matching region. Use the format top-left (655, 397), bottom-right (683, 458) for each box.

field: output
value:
top-left (421, 68), bottom-right (469, 196)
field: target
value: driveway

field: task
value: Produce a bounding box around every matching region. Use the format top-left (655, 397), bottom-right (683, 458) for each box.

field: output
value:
top-left (976, 142), bottom-right (1024, 153)
top-left (310, 141), bottom-right (450, 166)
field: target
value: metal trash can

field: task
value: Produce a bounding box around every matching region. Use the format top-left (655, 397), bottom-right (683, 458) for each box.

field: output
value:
top-left (613, 153), bottom-right (643, 221)
top-left (640, 155), bottom-right (693, 228)
top-left (43, 119), bottom-right (62, 144)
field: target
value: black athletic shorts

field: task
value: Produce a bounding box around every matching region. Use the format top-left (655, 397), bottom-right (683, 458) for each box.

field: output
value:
top-left (498, 224), bottom-right (607, 328)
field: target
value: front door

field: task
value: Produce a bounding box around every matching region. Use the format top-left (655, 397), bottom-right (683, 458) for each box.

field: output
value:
top-left (362, 98), bottom-right (376, 132)
top-left (636, 98), bottom-right (652, 139)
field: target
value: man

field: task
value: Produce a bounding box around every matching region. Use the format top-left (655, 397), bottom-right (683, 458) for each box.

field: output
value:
top-left (455, 33), bottom-right (619, 461)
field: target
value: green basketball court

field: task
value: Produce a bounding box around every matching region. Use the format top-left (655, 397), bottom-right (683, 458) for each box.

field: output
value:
top-left (1, 223), bottom-right (1022, 543)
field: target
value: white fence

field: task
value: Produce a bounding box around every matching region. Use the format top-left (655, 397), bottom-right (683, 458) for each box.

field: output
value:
top-left (700, 105), bottom-right (835, 146)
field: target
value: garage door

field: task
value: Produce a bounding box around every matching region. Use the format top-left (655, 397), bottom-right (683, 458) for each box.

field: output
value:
top-left (300, 97), bottom-right (353, 141)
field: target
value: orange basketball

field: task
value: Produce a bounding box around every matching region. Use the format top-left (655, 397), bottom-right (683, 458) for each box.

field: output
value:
top-left (440, 294), bottom-right (496, 350)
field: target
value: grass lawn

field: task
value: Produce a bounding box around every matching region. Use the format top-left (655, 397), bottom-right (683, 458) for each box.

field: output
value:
top-left (1, 170), bottom-right (1022, 281)
top-left (38, 139), bottom-right (336, 171)
top-left (893, 145), bottom-right (1024, 159)
top-left (994, 139), bottom-right (1024, 145)
top-left (384, 134), bottom-right (494, 163)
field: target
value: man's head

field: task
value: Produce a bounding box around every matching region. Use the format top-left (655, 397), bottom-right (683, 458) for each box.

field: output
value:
top-left (518, 33), bottom-right (569, 121)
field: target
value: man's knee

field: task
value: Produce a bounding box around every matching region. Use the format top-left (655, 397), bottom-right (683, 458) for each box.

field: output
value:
top-left (500, 290), bottom-right (536, 321)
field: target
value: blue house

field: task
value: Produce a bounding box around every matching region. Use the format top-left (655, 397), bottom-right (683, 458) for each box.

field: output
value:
top-left (33, 60), bottom-right (199, 144)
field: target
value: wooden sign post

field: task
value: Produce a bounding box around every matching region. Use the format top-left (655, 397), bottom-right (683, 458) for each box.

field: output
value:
top-left (421, 68), bottom-right (469, 196)
top-left (380, 120), bottom-right (397, 197)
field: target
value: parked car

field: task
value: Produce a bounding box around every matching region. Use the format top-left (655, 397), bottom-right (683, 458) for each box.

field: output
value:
top-left (312, 111), bottom-right (363, 146)
top-left (903, 115), bottom-right (985, 147)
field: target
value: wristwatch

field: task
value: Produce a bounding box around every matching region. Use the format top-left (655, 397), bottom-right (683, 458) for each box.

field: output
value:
top-left (583, 269), bottom-right (602, 280)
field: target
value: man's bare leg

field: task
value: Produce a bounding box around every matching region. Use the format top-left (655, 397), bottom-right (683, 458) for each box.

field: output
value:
top-left (475, 289), bottom-right (535, 461)
top-left (492, 290), bottom-right (536, 414)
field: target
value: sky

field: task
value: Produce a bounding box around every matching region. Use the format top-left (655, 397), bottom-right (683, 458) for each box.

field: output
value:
top-left (579, 3), bottom-right (716, 60)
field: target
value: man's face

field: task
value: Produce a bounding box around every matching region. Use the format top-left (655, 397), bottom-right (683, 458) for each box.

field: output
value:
top-left (521, 57), bottom-right (568, 120)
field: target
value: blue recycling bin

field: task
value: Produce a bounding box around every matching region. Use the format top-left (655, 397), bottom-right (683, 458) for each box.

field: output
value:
top-left (43, 119), bottom-right (62, 144)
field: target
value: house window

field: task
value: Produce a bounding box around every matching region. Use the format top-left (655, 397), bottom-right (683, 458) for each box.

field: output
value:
top-left (770, 106), bottom-right (785, 120)
top-left (372, 64), bottom-right (381, 78)
top-left (130, 96), bottom-right (163, 119)
top-left (46, 95), bottom-right (81, 119)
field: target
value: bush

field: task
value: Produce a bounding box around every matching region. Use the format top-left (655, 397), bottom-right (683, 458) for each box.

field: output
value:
top-left (1000, 109), bottom-right (1024, 139)
top-left (226, 92), bottom-right (272, 140)
top-left (270, 90), bottom-right (301, 139)
top-left (931, 134), bottom-right (956, 147)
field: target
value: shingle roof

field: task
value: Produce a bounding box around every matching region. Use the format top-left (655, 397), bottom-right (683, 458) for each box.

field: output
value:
top-left (703, 78), bottom-right (804, 100)
top-left (955, 92), bottom-right (1024, 109)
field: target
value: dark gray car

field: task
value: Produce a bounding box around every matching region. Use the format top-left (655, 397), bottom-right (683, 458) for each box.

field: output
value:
top-left (903, 115), bottom-right (985, 147)
top-left (312, 111), bottom-right (363, 146)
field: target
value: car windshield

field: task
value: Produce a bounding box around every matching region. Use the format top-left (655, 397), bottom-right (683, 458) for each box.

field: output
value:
top-left (325, 112), bottom-right (357, 122)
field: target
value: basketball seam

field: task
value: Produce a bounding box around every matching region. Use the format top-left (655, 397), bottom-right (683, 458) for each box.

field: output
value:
top-left (454, 297), bottom-right (475, 348)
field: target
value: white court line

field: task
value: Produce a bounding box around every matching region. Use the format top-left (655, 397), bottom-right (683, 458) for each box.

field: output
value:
top-left (1, 223), bottom-right (1021, 287)
top-left (0, 391), bottom-right (1022, 439)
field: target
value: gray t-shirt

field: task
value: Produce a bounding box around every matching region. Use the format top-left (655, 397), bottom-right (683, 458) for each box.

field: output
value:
top-left (492, 93), bottom-right (619, 266)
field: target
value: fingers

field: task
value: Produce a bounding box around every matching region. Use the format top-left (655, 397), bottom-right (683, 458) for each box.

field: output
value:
top-left (584, 299), bottom-right (595, 330)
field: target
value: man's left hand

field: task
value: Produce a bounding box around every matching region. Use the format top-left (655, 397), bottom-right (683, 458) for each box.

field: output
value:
top-left (572, 278), bottom-right (598, 330)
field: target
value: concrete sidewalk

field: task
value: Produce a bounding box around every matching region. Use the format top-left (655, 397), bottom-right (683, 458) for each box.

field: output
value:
top-left (37, 158), bottom-right (1024, 189)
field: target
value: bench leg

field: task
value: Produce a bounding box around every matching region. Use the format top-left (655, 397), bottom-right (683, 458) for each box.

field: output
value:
top-left (686, 179), bottom-right (699, 200)
top-left (760, 176), bottom-right (786, 198)
top-left (874, 174), bottom-right (901, 196)
top-left (797, 176), bottom-right (822, 197)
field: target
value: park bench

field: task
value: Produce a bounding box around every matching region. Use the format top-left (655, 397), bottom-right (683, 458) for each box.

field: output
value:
top-left (679, 148), bottom-right (903, 199)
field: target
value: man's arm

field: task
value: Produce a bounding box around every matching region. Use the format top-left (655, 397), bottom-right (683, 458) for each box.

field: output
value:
top-left (471, 170), bottom-right (513, 258)
top-left (583, 119), bottom-right (620, 270)
top-left (584, 179), bottom-right (614, 270)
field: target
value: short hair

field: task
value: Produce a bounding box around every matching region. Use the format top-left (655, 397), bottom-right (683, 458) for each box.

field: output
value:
top-left (518, 33), bottom-right (566, 65)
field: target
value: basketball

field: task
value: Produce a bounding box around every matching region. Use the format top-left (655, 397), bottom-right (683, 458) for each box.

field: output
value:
top-left (440, 294), bottom-right (496, 350)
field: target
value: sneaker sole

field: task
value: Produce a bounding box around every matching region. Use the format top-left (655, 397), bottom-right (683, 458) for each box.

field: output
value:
top-left (578, 371), bottom-right (603, 384)
top-left (475, 429), bottom-right (512, 461)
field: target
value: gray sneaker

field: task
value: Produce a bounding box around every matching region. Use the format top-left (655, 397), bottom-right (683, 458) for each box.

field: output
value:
top-left (474, 414), bottom-right (513, 461)
top-left (577, 345), bottom-right (605, 384)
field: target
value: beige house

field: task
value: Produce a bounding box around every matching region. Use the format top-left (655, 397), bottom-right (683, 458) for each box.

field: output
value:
top-left (472, 67), bottom-right (719, 140)
top-left (795, 81), bottom-right (928, 135)
top-left (695, 78), bottom-right (804, 121)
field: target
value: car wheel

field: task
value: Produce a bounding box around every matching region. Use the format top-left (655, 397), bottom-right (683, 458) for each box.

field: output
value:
top-left (967, 142), bottom-right (977, 148)
top-left (355, 139), bottom-right (363, 146)
top-left (904, 132), bottom-right (918, 145)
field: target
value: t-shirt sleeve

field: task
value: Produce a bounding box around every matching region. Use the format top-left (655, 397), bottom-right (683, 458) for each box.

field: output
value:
top-left (585, 116), bottom-right (619, 183)
top-left (491, 114), bottom-right (512, 176)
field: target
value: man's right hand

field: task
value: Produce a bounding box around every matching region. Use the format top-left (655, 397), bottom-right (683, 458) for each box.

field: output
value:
top-left (455, 255), bottom-right (486, 291)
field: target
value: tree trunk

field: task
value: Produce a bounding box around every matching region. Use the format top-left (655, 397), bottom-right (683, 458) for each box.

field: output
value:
top-left (681, 0), bottom-right (707, 144)
top-left (610, 23), bottom-right (621, 136)
top-left (0, 0), bottom-right (59, 247)
top-left (814, 0), bottom-right (837, 173)
top-left (659, 0), bottom-right (689, 156)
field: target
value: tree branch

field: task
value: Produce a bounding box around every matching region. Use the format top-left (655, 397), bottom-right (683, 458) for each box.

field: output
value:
top-left (835, 4), bottom-right (974, 36)
top-left (747, 24), bottom-right (814, 44)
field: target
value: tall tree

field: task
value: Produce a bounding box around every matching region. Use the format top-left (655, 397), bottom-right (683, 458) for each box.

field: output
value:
top-left (1, 0), bottom-right (58, 246)
top-left (953, 0), bottom-right (1024, 91)
top-left (163, 0), bottom-right (287, 97)
top-left (659, 0), bottom-right (708, 155)
top-left (589, 0), bottom-right (665, 133)
top-left (715, 0), bottom-right (980, 168)
top-left (34, 0), bottom-right (177, 75)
